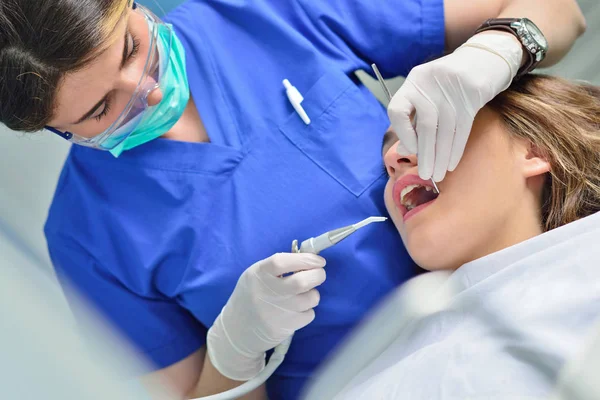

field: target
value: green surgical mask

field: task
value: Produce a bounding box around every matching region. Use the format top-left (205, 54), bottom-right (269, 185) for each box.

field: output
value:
top-left (109, 24), bottom-right (190, 157)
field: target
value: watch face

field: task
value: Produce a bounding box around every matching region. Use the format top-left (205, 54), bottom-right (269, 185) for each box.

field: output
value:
top-left (525, 20), bottom-right (548, 48)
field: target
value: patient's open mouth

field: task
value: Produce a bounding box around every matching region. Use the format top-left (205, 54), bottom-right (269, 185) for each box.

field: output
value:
top-left (393, 175), bottom-right (439, 221)
top-left (400, 184), bottom-right (438, 210)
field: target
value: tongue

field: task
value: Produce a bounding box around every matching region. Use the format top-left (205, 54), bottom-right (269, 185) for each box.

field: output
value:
top-left (407, 187), bottom-right (438, 207)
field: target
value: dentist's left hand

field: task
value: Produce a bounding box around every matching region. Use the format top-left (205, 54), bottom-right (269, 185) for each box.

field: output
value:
top-left (388, 33), bottom-right (523, 182)
top-left (207, 253), bottom-right (326, 381)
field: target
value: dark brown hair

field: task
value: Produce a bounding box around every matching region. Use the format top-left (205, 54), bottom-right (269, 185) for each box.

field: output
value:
top-left (488, 74), bottom-right (600, 231)
top-left (0, 0), bottom-right (130, 131)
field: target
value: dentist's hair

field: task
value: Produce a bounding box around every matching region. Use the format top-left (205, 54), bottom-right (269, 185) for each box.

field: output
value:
top-left (488, 74), bottom-right (600, 231)
top-left (0, 0), bottom-right (130, 131)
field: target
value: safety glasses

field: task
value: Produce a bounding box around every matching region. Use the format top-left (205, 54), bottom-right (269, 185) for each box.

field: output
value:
top-left (46, 2), bottom-right (173, 151)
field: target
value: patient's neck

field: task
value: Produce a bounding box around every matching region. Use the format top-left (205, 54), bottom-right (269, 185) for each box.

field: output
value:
top-left (462, 193), bottom-right (545, 268)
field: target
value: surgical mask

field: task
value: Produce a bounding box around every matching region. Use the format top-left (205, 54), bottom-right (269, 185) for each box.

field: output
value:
top-left (46, 3), bottom-right (190, 156)
top-left (108, 24), bottom-right (189, 157)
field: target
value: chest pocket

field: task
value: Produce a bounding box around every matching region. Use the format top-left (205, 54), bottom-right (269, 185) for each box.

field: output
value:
top-left (279, 70), bottom-right (389, 197)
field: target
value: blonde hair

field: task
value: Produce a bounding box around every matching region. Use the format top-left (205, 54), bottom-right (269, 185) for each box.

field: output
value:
top-left (88, 0), bottom-right (132, 62)
top-left (488, 74), bottom-right (600, 231)
top-left (102, 0), bottom-right (131, 34)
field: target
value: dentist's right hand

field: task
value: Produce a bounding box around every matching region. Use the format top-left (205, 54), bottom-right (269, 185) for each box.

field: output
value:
top-left (207, 253), bottom-right (327, 381)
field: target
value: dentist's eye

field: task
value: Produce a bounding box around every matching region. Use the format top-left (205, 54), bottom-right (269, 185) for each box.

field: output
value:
top-left (94, 100), bottom-right (112, 121)
top-left (129, 35), bottom-right (140, 60)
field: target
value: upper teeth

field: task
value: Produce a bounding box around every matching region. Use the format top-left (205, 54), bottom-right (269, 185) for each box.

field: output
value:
top-left (400, 184), bottom-right (433, 210)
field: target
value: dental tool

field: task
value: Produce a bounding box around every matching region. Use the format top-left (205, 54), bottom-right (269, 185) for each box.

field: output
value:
top-left (371, 63), bottom-right (440, 194)
top-left (291, 216), bottom-right (388, 255)
top-left (191, 216), bottom-right (388, 400)
top-left (371, 63), bottom-right (393, 103)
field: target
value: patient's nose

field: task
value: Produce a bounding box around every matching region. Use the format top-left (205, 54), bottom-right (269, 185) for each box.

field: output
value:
top-left (384, 142), bottom-right (417, 177)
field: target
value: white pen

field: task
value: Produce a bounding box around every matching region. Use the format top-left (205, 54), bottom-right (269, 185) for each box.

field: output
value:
top-left (283, 79), bottom-right (310, 125)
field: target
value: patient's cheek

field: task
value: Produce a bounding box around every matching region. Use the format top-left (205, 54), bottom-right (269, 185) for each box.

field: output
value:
top-left (384, 185), bottom-right (402, 231)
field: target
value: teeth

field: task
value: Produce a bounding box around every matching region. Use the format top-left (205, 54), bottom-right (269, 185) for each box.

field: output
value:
top-left (400, 185), bottom-right (419, 200)
top-left (399, 183), bottom-right (434, 211)
top-left (400, 184), bottom-right (420, 209)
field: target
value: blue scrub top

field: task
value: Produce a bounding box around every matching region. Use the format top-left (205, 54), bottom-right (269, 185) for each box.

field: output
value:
top-left (45, 1), bottom-right (444, 398)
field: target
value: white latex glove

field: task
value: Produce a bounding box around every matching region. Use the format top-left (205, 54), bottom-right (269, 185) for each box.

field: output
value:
top-left (207, 253), bottom-right (326, 381)
top-left (388, 33), bottom-right (524, 182)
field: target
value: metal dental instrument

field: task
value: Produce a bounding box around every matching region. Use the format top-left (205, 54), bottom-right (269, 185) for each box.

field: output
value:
top-left (371, 63), bottom-right (440, 194)
top-left (372, 63), bottom-right (393, 102)
top-left (291, 216), bottom-right (388, 255)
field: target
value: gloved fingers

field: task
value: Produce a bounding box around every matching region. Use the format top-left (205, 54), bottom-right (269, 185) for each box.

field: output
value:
top-left (410, 86), bottom-right (439, 181)
top-left (396, 141), bottom-right (412, 156)
top-left (448, 113), bottom-right (475, 172)
top-left (388, 83), bottom-right (418, 154)
top-left (295, 309), bottom-right (317, 330)
top-left (278, 289), bottom-right (321, 312)
top-left (254, 319), bottom-right (295, 344)
top-left (431, 77), bottom-right (457, 183)
top-left (260, 253), bottom-right (326, 277)
top-left (277, 268), bottom-right (326, 295)
top-left (267, 305), bottom-right (316, 332)
top-left (262, 310), bottom-right (315, 337)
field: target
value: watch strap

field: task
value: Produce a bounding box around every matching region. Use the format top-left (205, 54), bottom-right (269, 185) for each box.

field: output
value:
top-left (474, 18), bottom-right (537, 79)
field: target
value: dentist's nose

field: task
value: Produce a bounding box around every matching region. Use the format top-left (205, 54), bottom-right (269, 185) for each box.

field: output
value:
top-left (384, 141), bottom-right (417, 177)
top-left (120, 73), bottom-right (163, 107)
top-left (146, 87), bottom-right (163, 107)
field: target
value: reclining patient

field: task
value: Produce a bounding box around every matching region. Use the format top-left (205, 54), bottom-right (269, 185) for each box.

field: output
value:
top-left (304, 74), bottom-right (600, 399)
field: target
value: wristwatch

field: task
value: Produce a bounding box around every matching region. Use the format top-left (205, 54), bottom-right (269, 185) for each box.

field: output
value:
top-left (474, 18), bottom-right (548, 78)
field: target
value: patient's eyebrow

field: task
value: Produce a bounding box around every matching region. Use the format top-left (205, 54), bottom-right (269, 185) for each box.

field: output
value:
top-left (381, 129), bottom-right (396, 156)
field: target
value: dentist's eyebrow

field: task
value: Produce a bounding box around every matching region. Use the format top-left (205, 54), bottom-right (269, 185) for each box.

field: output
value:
top-left (381, 129), bottom-right (396, 155)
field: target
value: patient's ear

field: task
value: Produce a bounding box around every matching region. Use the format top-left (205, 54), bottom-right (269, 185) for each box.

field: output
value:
top-left (515, 139), bottom-right (551, 178)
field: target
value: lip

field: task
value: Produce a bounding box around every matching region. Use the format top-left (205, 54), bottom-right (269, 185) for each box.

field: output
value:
top-left (392, 174), bottom-right (438, 222)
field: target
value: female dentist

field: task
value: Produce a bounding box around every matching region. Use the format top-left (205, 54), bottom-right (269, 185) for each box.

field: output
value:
top-left (0, 0), bottom-right (585, 399)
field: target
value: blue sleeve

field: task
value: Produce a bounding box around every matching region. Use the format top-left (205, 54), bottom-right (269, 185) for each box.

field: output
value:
top-left (297, 0), bottom-right (445, 77)
top-left (47, 240), bottom-right (207, 370)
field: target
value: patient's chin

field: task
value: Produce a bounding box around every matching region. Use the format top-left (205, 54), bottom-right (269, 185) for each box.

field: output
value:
top-left (411, 252), bottom-right (455, 272)
top-left (404, 233), bottom-right (459, 272)
top-left (396, 211), bottom-right (466, 271)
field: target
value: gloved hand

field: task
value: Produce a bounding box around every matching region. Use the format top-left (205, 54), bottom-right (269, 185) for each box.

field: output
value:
top-left (388, 33), bottom-right (524, 182)
top-left (207, 253), bottom-right (327, 381)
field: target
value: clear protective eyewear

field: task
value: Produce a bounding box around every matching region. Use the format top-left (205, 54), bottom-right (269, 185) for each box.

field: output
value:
top-left (46, 2), bottom-right (173, 151)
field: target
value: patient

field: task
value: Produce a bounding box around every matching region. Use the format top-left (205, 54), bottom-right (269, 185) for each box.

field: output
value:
top-left (384, 74), bottom-right (600, 272)
top-left (304, 74), bottom-right (600, 399)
